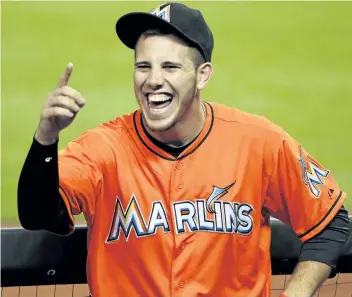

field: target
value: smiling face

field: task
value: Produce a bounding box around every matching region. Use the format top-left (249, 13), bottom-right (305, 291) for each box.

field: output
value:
top-left (133, 33), bottom-right (203, 133)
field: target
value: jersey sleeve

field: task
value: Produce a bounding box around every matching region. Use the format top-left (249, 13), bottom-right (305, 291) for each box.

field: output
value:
top-left (265, 131), bottom-right (347, 242)
top-left (58, 134), bottom-right (103, 227)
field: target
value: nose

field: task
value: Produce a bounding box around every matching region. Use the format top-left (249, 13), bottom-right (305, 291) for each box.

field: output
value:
top-left (146, 67), bottom-right (164, 89)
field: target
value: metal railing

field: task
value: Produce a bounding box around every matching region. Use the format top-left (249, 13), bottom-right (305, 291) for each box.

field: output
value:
top-left (2, 218), bottom-right (352, 297)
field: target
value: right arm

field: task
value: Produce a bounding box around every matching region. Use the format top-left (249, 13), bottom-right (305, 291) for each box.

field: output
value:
top-left (17, 137), bottom-right (73, 235)
top-left (17, 63), bottom-right (86, 235)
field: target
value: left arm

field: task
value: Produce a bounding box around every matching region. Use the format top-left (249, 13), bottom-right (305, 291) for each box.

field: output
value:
top-left (283, 261), bottom-right (331, 297)
top-left (283, 206), bottom-right (350, 297)
top-left (263, 130), bottom-right (350, 297)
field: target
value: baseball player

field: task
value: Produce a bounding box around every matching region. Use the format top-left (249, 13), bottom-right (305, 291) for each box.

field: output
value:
top-left (17, 2), bottom-right (350, 297)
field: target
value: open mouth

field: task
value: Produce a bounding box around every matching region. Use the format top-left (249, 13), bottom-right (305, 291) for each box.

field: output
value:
top-left (146, 93), bottom-right (173, 110)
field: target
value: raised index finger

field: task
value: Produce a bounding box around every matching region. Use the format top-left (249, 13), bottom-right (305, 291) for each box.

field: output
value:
top-left (56, 62), bottom-right (73, 88)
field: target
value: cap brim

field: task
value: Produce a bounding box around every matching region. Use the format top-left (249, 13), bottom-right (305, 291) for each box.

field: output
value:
top-left (115, 12), bottom-right (188, 50)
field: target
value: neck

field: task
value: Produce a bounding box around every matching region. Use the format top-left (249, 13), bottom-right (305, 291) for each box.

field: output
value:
top-left (143, 99), bottom-right (206, 148)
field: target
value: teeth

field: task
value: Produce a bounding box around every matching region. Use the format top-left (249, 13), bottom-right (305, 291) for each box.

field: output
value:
top-left (148, 94), bottom-right (172, 103)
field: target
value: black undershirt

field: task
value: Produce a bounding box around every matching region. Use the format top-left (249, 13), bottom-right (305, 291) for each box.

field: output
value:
top-left (17, 130), bottom-right (350, 275)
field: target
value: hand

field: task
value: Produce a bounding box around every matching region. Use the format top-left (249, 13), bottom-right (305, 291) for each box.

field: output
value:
top-left (34, 63), bottom-right (86, 145)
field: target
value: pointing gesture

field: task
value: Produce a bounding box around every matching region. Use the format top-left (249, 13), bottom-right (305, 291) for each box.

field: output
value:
top-left (56, 62), bottom-right (73, 88)
top-left (35, 63), bottom-right (86, 145)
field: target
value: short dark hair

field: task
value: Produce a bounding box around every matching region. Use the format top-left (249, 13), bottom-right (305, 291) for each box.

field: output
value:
top-left (135, 29), bottom-right (206, 69)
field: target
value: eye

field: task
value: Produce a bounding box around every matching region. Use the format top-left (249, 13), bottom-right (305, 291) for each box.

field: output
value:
top-left (136, 64), bottom-right (149, 69)
top-left (163, 65), bottom-right (179, 70)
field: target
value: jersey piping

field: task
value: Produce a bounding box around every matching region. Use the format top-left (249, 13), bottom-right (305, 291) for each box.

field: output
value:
top-left (298, 190), bottom-right (343, 239)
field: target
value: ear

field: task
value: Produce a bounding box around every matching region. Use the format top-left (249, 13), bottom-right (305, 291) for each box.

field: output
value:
top-left (196, 62), bottom-right (213, 90)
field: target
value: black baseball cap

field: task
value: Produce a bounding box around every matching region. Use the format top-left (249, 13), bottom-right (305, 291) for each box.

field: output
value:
top-left (115, 2), bottom-right (214, 62)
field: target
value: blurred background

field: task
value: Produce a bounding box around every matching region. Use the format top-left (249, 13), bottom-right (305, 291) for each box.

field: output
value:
top-left (2, 1), bottom-right (351, 226)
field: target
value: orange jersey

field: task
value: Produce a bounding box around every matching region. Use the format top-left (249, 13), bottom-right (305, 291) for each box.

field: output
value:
top-left (58, 102), bottom-right (346, 297)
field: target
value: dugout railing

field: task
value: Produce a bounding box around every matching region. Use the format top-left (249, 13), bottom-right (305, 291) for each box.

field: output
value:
top-left (1, 217), bottom-right (352, 297)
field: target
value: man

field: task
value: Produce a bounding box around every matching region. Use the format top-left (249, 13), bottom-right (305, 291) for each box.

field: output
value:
top-left (17, 2), bottom-right (350, 297)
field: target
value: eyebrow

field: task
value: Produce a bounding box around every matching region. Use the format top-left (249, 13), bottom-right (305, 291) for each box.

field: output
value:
top-left (135, 61), bottom-right (150, 66)
top-left (162, 61), bottom-right (183, 67)
top-left (134, 61), bottom-right (183, 67)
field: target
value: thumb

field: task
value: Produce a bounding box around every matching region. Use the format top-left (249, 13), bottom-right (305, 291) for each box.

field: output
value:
top-left (56, 62), bottom-right (73, 88)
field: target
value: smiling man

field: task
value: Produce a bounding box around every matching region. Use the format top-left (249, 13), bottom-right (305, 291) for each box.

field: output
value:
top-left (133, 30), bottom-right (210, 145)
top-left (17, 2), bottom-right (350, 297)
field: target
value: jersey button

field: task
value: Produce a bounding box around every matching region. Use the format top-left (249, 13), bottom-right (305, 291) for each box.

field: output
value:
top-left (180, 242), bottom-right (186, 250)
top-left (177, 182), bottom-right (184, 189)
top-left (179, 281), bottom-right (185, 288)
top-left (176, 162), bottom-right (183, 170)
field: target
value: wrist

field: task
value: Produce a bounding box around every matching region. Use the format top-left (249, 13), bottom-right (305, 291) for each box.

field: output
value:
top-left (34, 130), bottom-right (59, 145)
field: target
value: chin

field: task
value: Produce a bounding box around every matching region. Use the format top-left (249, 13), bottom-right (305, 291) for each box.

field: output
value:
top-left (143, 116), bottom-right (178, 133)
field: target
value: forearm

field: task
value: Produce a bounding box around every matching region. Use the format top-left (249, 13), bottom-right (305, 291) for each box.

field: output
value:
top-left (283, 261), bottom-right (331, 297)
top-left (17, 136), bottom-right (72, 234)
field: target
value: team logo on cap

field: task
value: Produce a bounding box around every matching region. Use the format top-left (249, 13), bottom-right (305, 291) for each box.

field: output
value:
top-left (150, 4), bottom-right (171, 22)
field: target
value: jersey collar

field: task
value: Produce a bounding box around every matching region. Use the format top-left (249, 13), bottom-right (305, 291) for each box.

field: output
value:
top-left (133, 102), bottom-right (214, 161)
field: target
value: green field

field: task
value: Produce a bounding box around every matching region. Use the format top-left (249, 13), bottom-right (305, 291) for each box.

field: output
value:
top-left (2, 1), bottom-right (351, 225)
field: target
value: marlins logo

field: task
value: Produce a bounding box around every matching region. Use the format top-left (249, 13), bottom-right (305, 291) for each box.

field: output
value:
top-left (206, 182), bottom-right (236, 213)
top-left (150, 4), bottom-right (171, 22)
top-left (106, 181), bottom-right (255, 242)
top-left (299, 146), bottom-right (330, 198)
